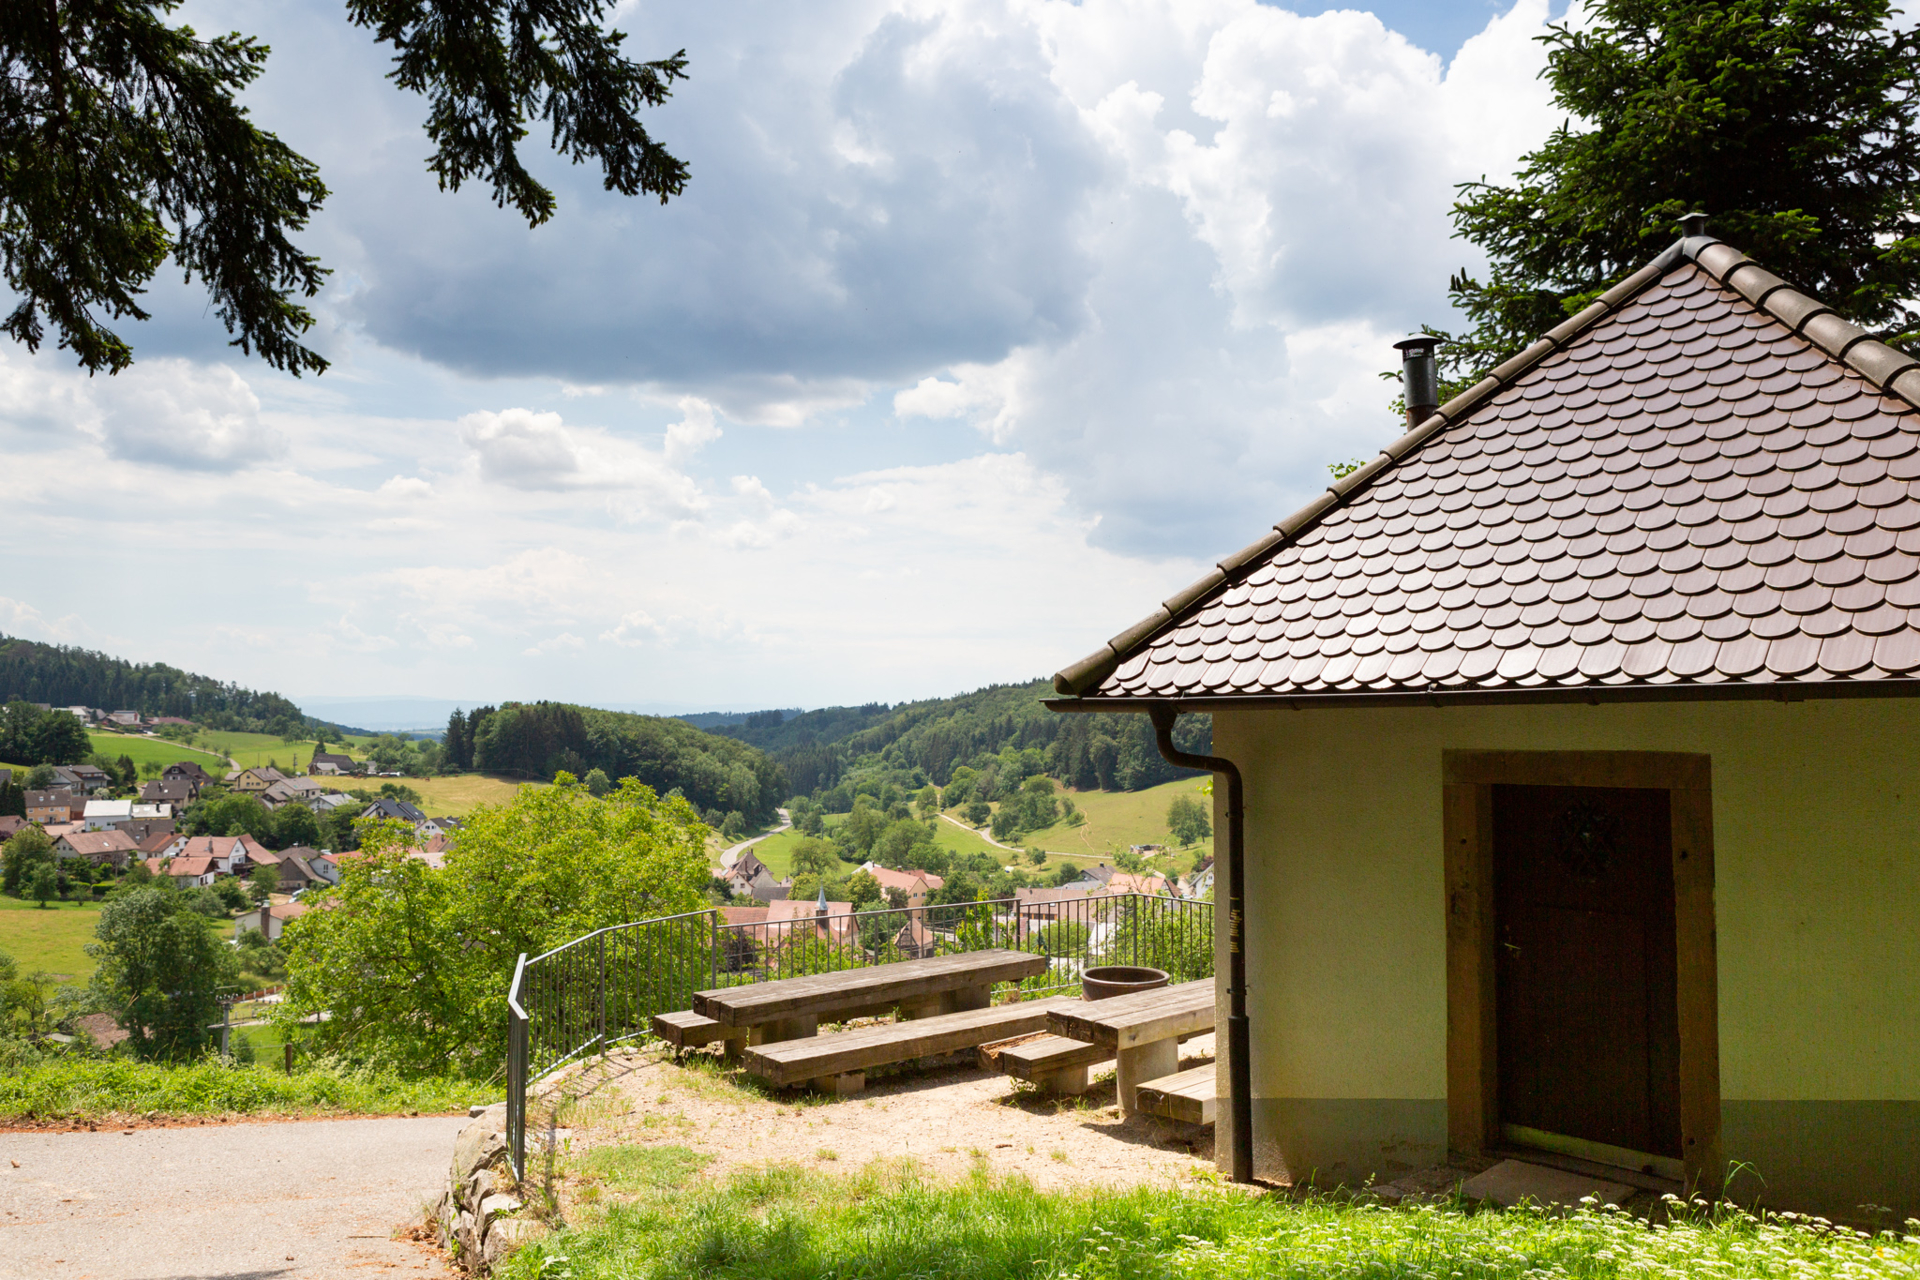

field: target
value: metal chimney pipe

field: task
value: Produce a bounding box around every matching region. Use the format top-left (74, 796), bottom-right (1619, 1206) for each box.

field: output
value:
top-left (1393, 335), bottom-right (1442, 428)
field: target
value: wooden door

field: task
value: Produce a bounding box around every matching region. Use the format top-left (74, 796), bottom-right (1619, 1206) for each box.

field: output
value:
top-left (1492, 784), bottom-right (1681, 1161)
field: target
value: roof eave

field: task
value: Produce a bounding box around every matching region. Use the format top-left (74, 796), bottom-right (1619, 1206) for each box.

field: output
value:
top-left (1046, 676), bottom-right (1920, 714)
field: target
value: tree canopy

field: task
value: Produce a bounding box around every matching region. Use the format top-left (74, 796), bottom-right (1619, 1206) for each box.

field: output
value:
top-left (2, 0), bottom-right (688, 375)
top-left (1428, 0), bottom-right (1920, 392)
top-left (280, 776), bottom-right (708, 1075)
top-left (88, 886), bottom-right (237, 1059)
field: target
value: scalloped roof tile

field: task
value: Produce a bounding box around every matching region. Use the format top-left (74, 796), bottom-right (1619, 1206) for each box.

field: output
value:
top-left (1055, 236), bottom-right (1920, 704)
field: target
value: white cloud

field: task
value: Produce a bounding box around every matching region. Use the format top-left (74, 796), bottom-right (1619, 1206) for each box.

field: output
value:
top-left (91, 360), bottom-right (287, 470)
top-left (524, 632), bottom-right (587, 656)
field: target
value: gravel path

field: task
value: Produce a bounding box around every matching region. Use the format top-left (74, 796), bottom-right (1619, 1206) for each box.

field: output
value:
top-left (0, 1115), bottom-right (465, 1280)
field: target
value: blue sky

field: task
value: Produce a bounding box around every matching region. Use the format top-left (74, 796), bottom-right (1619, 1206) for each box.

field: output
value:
top-left (0, 0), bottom-right (1570, 711)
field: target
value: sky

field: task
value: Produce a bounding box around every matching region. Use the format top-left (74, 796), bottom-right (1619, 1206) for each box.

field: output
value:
top-left (0, 0), bottom-right (1576, 715)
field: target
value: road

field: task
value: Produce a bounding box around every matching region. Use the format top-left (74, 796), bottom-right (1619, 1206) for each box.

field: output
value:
top-left (719, 807), bottom-right (791, 863)
top-left (0, 1115), bottom-right (466, 1280)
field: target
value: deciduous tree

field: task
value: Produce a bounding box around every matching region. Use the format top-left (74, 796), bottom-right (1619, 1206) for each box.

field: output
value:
top-left (89, 886), bottom-right (237, 1059)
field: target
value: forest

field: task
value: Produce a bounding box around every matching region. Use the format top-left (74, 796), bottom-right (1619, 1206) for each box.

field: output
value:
top-left (0, 633), bottom-right (348, 737)
top-left (441, 701), bottom-right (785, 825)
top-left (711, 678), bottom-right (1211, 809)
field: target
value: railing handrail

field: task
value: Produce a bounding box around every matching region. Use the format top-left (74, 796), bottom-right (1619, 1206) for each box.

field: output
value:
top-left (523, 906), bottom-right (720, 967)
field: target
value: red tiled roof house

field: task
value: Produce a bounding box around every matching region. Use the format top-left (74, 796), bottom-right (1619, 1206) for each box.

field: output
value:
top-left (1050, 228), bottom-right (1920, 1220)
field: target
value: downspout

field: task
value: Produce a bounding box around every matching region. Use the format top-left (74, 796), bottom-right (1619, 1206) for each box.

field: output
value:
top-left (1148, 705), bottom-right (1252, 1184)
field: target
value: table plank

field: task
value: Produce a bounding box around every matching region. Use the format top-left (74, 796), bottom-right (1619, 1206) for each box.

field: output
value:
top-left (693, 949), bottom-right (1048, 1027)
top-left (1046, 979), bottom-right (1215, 1048)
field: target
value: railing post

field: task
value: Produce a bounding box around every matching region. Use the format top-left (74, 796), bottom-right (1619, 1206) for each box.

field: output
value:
top-left (506, 953), bottom-right (529, 1182)
top-left (596, 930), bottom-right (607, 1051)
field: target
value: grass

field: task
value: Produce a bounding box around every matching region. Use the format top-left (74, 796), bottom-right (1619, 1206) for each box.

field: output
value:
top-left (193, 731), bottom-right (322, 773)
top-left (499, 1161), bottom-right (1920, 1280)
top-left (84, 732), bottom-right (229, 778)
top-left (0, 1056), bottom-right (494, 1119)
top-left (1011, 777), bottom-right (1214, 869)
top-left (748, 826), bottom-right (853, 880)
top-left (0, 894), bottom-right (103, 982)
top-left (379, 773), bottom-right (530, 818)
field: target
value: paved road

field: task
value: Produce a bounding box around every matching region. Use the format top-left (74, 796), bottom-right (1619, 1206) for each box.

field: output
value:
top-left (0, 1115), bottom-right (466, 1280)
top-left (719, 807), bottom-right (791, 863)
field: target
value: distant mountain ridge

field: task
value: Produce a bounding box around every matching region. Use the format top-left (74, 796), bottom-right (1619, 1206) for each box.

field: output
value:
top-left (0, 633), bottom-right (365, 737)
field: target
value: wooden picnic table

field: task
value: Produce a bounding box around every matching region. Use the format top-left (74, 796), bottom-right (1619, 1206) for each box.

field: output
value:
top-left (692, 949), bottom-right (1048, 1044)
top-left (1046, 979), bottom-right (1215, 1116)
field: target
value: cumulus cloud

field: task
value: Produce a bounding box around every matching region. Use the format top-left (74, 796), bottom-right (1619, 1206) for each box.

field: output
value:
top-left (459, 406), bottom-right (713, 518)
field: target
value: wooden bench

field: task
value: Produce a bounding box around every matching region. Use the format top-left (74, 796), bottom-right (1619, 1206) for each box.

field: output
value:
top-left (1047, 979), bottom-right (1214, 1115)
top-left (978, 1034), bottom-right (1110, 1095)
top-left (694, 949), bottom-right (1048, 1045)
top-left (651, 1010), bottom-right (750, 1056)
top-left (1134, 1063), bottom-right (1216, 1124)
top-left (743, 995), bottom-right (1082, 1093)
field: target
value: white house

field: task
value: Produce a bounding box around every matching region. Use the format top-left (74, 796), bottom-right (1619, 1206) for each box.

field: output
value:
top-left (82, 799), bottom-right (134, 831)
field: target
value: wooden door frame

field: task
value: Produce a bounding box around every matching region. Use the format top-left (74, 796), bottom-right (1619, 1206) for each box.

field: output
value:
top-left (1442, 750), bottom-right (1722, 1193)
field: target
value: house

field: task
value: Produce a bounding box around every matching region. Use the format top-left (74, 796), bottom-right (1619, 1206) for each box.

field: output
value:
top-left (39, 822), bottom-right (82, 845)
top-left (1100, 870), bottom-right (1174, 898)
top-left (760, 893), bottom-right (855, 946)
top-left (82, 799), bottom-right (134, 831)
top-left (418, 815), bottom-right (463, 838)
top-left (305, 851), bottom-right (341, 884)
top-left (114, 817), bottom-right (175, 844)
top-left (234, 901), bottom-right (310, 942)
top-left (169, 834), bottom-right (267, 875)
top-left (162, 761), bottom-right (212, 792)
top-left (308, 748), bottom-right (358, 776)
top-left (51, 764), bottom-right (112, 793)
top-left (891, 916), bottom-right (937, 959)
top-left (1185, 857), bottom-right (1215, 899)
top-left (306, 792), bottom-right (355, 815)
top-left (106, 710), bottom-right (140, 726)
top-left (152, 855), bottom-right (217, 888)
top-left (136, 829), bottom-right (183, 858)
top-left (1046, 226), bottom-right (1920, 1218)
top-left (723, 850), bottom-right (778, 899)
top-left (231, 767), bottom-right (288, 795)
top-left (0, 815), bottom-right (24, 841)
top-left (274, 848), bottom-right (327, 892)
top-left (54, 829), bottom-right (138, 869)
top-left (856, 862), bottom-right (946, 905)
top-left (139, 779), bottom-right (194, 809)
top-left (1013, 884), bottom-right (1092, 921)
top-left (359, 798), bottom-right (427, 825)
top-left (24, 789), bottom-right (72, 825)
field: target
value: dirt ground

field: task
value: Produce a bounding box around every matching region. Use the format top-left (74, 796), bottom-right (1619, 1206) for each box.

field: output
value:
top-left (538, 1033), bottom-right (1221, 1193)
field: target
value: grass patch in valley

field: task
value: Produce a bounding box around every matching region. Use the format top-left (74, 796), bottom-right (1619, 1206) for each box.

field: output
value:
top-left (384, 773), bottom-right (530, 818)
top-left (1015, 776), bottom-right (1214, 869)
top-left (500, 1161), bottom-right (1916, 1280)
top-left (0, 895), bottom-right (103, 983)
top-left (0, 1057), bottom-right (494, 1120)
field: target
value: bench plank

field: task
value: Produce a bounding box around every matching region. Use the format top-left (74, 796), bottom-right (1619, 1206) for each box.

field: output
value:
top-left (743, 996), bottom-right (1081, 1086)
top-left (695, 949), bottom-right (1047, 1027)
top-left (1047, 979), bottom-right (1215, 1048)
top-left (985, 1034), bottom-right (1112, 1081)
top-left (651, 1010), bottom-right (748, 1049)
top-left (1133, 1063), bottom-right (1217, 1124)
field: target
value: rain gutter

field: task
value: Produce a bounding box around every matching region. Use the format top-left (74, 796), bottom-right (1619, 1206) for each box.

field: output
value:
top-left (1146, 704), bottom-right (1253, 1186)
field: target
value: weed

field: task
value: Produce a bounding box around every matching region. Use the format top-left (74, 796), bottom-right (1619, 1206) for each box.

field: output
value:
top-left (817, 1148), bottom-right (838, 1161)
top-left (575, 1144), bottom-right (712, 1193)
top-left (1051, 1148), bottom-right (1069, 1163)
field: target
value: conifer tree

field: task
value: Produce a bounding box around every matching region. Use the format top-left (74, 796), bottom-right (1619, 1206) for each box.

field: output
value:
top-left (1426, 0), bottom-right (1920, 394)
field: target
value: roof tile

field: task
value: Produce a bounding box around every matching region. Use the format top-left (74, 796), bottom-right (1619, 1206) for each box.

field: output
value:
top-left (1067, 240), bottom-right (1920, 702)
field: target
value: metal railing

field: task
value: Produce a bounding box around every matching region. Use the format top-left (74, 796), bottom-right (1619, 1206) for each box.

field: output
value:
top-left (503, 892), bottom-right (1213, 1177)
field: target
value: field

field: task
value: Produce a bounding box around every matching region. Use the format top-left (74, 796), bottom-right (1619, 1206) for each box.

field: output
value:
top-left (0, 895), bottom-right (103, 982)
top-left (393, 773), bottom-right (531, 818)
top-left (747, 823), bottom-right (854, 879)
top-left (193, 731), bottom-right (321, 773)
top-left (993, 776), bottom-right (1214, 871)
top-left (84, 732), bottom-right (229, 778)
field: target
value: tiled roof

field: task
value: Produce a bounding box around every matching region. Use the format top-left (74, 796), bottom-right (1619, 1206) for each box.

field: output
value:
top-left (1055, 235), bottom-right (1920, 705)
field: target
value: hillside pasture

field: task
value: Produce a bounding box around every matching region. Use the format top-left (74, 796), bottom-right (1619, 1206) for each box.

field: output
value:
top-left (1004, 776), bottom-right (1213, 869)
top-left (193, 731), bottom-right (317, 773)
top-left (395, 773), bottom-right (531, 818)
top-left (84, 732), bottom-right (228, 778)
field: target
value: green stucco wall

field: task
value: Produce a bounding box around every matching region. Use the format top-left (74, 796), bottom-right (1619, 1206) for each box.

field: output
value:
top-left (1210, 696), bottom-right (1920, 1216)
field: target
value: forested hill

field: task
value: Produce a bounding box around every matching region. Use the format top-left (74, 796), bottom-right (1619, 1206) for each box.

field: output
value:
top-left (0, 633), bottom-right (341, 737)
top-left (711, 679), bottom-right (1211, 801)
top-left (442, 702), bottom-right (786, 825)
